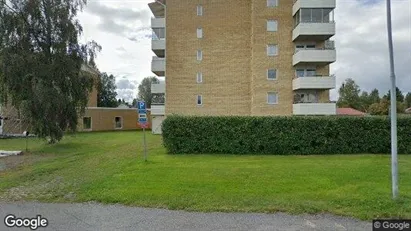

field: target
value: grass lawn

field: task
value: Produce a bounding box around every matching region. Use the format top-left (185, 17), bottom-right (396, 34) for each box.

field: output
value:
top-left (0, 131), bottom-right (410, 220)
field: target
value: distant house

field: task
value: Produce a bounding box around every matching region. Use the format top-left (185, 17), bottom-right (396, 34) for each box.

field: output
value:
top-left (405, 108), bottom-right (411, 114)
top-left (336, 108), bottom-right (366, 116)
top-left (117, 104), bottom-right (130, 109)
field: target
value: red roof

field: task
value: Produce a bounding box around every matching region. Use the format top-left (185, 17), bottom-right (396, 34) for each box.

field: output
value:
top-left (337, 108), bottom-right (366, 116)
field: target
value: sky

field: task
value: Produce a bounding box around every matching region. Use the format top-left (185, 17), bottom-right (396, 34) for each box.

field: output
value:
top-left (77, 0), bottom-right (411, 103)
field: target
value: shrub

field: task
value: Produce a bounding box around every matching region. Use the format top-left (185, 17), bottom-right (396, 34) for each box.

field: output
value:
top-left (162, 116), bottom-right (411, 155)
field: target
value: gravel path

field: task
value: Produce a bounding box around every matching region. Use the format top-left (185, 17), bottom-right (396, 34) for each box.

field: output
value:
top-left (0, 202), bottom-right (371, 231)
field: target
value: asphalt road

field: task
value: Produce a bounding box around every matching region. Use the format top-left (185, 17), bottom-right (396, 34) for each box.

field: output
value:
top-left (0, 202), bottom-right (371, 231)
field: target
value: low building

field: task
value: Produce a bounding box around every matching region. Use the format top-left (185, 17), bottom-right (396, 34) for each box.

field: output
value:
top-left (336, 108), bottom-right (366, 116)
top-left (0, 64), bottom-right (148, 136)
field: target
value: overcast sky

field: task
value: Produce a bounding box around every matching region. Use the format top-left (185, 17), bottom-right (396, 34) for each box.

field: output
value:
top-left (78, 0), bottom-right (411, 103)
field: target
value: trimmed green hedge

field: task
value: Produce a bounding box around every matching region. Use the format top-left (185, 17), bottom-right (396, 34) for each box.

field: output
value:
top-left (162, 116), bottom-right (411, 155)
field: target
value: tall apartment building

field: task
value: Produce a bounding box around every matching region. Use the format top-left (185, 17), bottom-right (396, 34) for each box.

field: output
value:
top-left (148, 0), bottom-right (337, 134)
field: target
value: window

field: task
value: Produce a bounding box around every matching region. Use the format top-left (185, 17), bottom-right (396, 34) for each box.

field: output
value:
top-left (83, 117), bottom-right (91, 130)
top-left (152, 28), bottom-right (165, 40)
top-left (267, 69), bottom-right (277, 80)
top-left (267, 20), bottom-right (278, 32)
top-left (197, 72), bottom-right (203, 83)
top-left (197, 5), bottom-right (203, 16)
top-left (295, 68), bottom-right (317, 77)
top-left (306, 69), bottom-right (317, 76)
top-left (115, 117), bottom-right (122, 129)
top-left (267, 45), bottom-right (278, 56)
top-left (296, 69), bottom-right (305, 77)
top-left (306, 44), bottom-right (316, 49)
top-left (267, 0), bottom-right (278, 7)
top-left (197, 28), bottom-right (203, 39)
top-left (197, 50), bottom-right (203, 61)
top-left (197, 95), bottom-right (203, 105)
top-left (267, 92), bottom-right (278, 104)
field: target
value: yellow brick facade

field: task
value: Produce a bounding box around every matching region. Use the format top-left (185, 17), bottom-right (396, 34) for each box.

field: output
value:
top-left (164, 0), bottom-right (332, 116)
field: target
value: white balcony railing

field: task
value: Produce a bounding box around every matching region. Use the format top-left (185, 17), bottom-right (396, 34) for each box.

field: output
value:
top-left (293, 103), bottom-right (337, 115)
top-left (293, 48), bottom-right (336, 66)
top-left (151, 56), bottom-right (165, 76)
top-left (293, 75), bottom-right (336, 90)
top-left (151, 83), bottom-right (165, 94)
top-left (151, 17), bottom-right (165, 28)
top-left (293, 0), bottom-right (336, 16)
top-left (292, 22), bottom-right (335, 41)
top-left (150, 104), bottom-right (165, 115)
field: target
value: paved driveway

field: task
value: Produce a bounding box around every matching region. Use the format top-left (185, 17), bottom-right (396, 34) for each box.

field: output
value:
top-left (0, 202), bottom-right (371, 231)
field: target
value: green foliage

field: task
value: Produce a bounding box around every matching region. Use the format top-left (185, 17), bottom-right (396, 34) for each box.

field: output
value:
top-left (337, 78), bottom-right (361, 110)
top-left (137, 76), bottom-right (164, 108)
top-left (405, 93), bottom-right (411, 108)
top-left (97, 72), bottom-right (118, 108)
top-left (383, 87), bottom-right (405, 102)
top-left (0, 0), bottom-right (101, 143)
top-left (368, 99), bottom-right (406, 115)
top-left (162, 116), bottom-right (411, 155)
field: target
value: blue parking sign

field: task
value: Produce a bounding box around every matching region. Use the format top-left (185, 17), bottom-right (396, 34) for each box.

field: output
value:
top-left (137, 101), bottom-right (146, 110)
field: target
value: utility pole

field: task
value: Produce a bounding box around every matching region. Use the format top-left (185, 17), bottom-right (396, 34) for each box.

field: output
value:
top-left (386, 0), bottom-right (398, 200)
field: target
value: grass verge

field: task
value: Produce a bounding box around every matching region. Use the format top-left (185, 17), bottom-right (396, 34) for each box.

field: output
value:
top-left (0, 131), bottom-right (410, 220)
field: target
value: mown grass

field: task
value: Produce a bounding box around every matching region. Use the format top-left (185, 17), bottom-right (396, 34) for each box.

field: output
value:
top-left (0, 131), bottom-right (410, 220)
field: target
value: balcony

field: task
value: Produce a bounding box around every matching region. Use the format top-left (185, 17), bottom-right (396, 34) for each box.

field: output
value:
top-left (293, 75), bottom-right (336, 90)
top-left (292, 22), bottom-right (335, 41)
top-left (150, 104), bottom-right (165, 116)
top-left (152, 39), bottom-right (165, 57)
top-left (151, 83), bottom-right (165, 94)
top-left (148, 1), bottom-right (166, 18)
top-left (151, 56), bottom-right (165, 76)
top-left (293, 48), bottom-right (336, 66)
top-left (151, 17), bottom-right (165, 28)
top-left (293, 103), bottom-right (336, 115)
top-left (293, 0), bottom-right (336, 16)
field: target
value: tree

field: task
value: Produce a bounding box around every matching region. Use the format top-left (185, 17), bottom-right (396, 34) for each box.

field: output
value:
top-left (359, 91), bottom-right (370, 112)
top-left (405, 93), bottom-right (411, 108)
top-left (137, 77), bottom-right (164, 108)
top-left (97, 72), bottom-right (118, 107)
top-left (369, 88), bottom-right (381, 104)
top-left (0, 0), bottom-right (101, 143)
top-left (368, 98), bottom-right (405, 115)
top-left (337, 78), bottom-right (361, 110)
top-left (383, 87), bottom-right (404, 102)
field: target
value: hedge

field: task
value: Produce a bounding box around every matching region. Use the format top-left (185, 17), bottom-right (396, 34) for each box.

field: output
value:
top-left (162, 115), bottom-right (411, 155)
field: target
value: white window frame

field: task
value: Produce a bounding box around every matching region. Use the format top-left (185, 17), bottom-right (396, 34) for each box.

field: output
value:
top-left (267, 92), bottom-right (278, 105)
top-left (267, 44), bottom-right (278, 56)
top-left (83, 117), bottom-right (92, 130)
top-left (114, 116), bottom-right (123, 129)
top-left (197, 95), bottom-right (203, 106)
top-left (197, 28), bottom-right (203, 39)
top-left (267, 69), bottom-right (277, 80)
top-left (267, 0), bottom-right (278, 7)
top-left (197, 50), bottom-right (203, 61)
top-left (197, 72), bottom-right (203, 83)
top-left (197, 5), bottom-right (203, 16)
top-left (267, 20), bottom-right (278, 32)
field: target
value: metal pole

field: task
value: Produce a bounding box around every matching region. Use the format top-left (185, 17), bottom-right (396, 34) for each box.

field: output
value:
top-left (143, 127), bottom-right (147, 161)
top-left (386, 0), bottom-right (398, 199)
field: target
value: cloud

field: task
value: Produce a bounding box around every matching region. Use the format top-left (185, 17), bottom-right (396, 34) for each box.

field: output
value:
top-left (330, 0), bottom-right (411, 99)
top-left (116, 78), bottom-right (136, 90)
top-left (84, 1), bottom-right (152, 41)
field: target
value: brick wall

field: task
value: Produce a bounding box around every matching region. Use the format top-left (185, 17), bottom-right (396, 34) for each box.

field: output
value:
top-left (163, 0), bottom-right (332, 116)
top-left (166, 0), bottom-right (252, 116)
top-left (78, 108), bottom-right (151, 132)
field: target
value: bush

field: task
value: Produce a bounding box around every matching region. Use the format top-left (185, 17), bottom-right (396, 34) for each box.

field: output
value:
top-left (162, 116), bottom-right (411, 155)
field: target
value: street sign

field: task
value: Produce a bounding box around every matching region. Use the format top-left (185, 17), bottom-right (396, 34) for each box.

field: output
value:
top-left (137, 101), bottom-right (146, 110)
top-left (137, 101), bottom-right (148, 161)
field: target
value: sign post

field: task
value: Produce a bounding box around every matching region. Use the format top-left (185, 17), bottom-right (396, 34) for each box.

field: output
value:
top-left (137, 101), bottom-right (148, 161)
